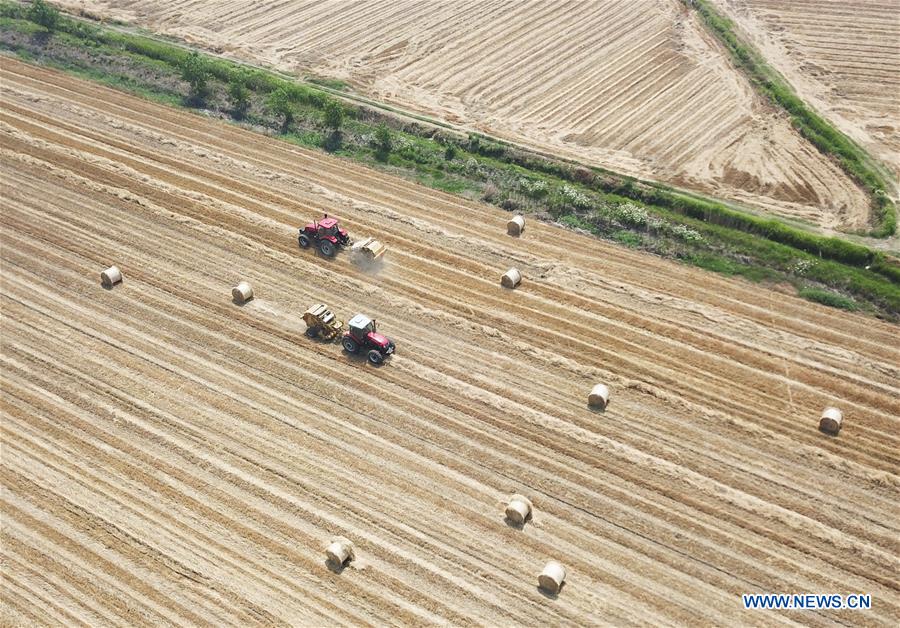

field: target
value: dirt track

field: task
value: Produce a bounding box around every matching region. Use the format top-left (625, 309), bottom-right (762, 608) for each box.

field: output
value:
top-left (58, 0), bottom-right (871, 231)
top-left (1, 60), bottom-right (899, 625)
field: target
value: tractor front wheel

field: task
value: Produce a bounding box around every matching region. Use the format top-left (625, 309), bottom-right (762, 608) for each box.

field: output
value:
top-left (342, 337), bottom-right (359, 353)
top-left (298, 234), bottom-right (311, 248)
top-left (320, 240), bottom-right (336, 257)
top-left (367, 350), bottom-right (384, 365)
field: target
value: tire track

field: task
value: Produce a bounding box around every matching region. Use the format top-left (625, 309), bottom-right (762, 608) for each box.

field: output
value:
top-left (2, 61), bottom-right (898, 625)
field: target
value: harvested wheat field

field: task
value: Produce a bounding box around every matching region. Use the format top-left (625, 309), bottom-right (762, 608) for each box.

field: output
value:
top-left (58, 0), bottom-right (872, 231)
top-left (1, 60), bottom-right (899, 625)
top-left (713, 0), bottom-right (900, 180)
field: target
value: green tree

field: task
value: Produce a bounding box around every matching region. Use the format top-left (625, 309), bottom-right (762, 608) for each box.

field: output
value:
top-left (322, 100), bottom-right (345, 151)
top-left (266, 87), bottom-right (295, 131)
top-left (180, 51), bottom-right (211, 105)
top-left (27, 0), bottom-right (60, 31)
top-left (444, 143), bottom-right (457, 161)
top-left (228, 79), bottom-right (251, 119)
top-left (374, 123), bottom-right (392, 161)
top-left (323, 100), bottom-right (345, 132)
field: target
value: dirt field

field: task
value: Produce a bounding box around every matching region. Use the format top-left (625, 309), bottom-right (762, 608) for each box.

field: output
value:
top-left (713, 0), bottom-right (900, 181)
top-left (2, 60), bottom-right (899, 625)
top-left (57, 0), bottom-right (872, 232)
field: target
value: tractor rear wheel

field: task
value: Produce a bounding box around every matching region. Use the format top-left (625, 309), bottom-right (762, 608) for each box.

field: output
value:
top-left (305, 327), bottom-right (319, 338)
top-left (367, 350), bottom-right (384, 365)
top-left (320, 240), bottom-right (336, 257)
top-left (342, 337), bottom-right (359, 353)
top-left (298, 234), bottom-right (311, 248)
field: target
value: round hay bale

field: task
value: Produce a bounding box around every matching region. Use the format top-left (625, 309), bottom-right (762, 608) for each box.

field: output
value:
top-left (505, 494), bottom-right (533, 525)
top-left (326, 536), bottom-right (355, 566)
top-left (819, 407), bottom-right (843, 435)
top-left (507, 215), bottom-right (525, 236)
top-left (232, 281), bottom-right (253, 304)
top-left (100, 266), bottom-right (123, 288)
top-left (501, 268), bottom-right (522, 289)
top-left (588, 383), bottom-right (610, 409)
top-left (538, 561), bottom-right (566, 594)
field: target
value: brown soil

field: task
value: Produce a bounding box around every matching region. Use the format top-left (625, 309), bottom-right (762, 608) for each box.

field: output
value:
top-left (2, 60), bottom-right (899, 625)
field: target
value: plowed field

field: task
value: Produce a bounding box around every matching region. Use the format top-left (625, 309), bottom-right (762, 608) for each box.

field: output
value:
top-left (58, 0), bottom-right (871, 230)
top-left (713, 0), bottom-right (900, 180)
top-left (2, 60), bottom-right (899, 625)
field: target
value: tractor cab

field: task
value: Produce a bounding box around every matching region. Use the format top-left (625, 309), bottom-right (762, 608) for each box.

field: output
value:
top-left (347, 313), bottom-right (377, 342)
top-left (343, 313), bottom-right (395, 364)
top-left (316, 217), bottom-right (339, 239)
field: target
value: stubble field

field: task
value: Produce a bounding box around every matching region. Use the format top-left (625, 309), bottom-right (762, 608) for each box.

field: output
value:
top-left (1, 60), bottom-right (899, 625)
top-left (55, 0), bottom-right (874, 231)
top-left (713, 0), bottom-right (900, 180)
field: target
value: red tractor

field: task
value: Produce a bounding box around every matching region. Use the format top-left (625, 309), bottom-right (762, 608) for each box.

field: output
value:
top-left (298, 214), bottom-right (350, 257)
top-left (342, 314), bottom-right (395, 365)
